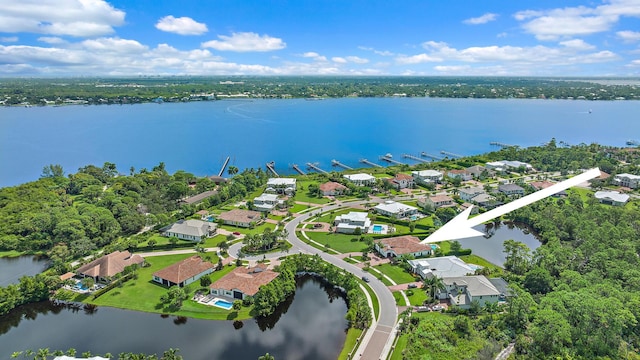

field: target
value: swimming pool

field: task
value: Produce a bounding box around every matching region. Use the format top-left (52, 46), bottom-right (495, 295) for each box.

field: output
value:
top-left (430, 244), bottom-right (438, 250)
top-left (212, 298), bottom-right (233, 310)
top-left (373, 225), bottom-right (383, 232)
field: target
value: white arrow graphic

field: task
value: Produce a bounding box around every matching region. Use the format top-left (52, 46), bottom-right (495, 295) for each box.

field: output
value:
top-left (422, 168), bottom-right (602, 243)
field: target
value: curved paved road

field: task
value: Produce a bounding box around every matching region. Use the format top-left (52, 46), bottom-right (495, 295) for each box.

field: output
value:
top-left (284, 202), bottom-right (398, 360)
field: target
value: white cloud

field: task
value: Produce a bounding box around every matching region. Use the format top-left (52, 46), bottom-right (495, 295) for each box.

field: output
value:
top-left (201, 32), bottom-right (285, 52)
top-left (515, 0), bottom-right (640, 41)
top-left (559, 39), bottom-right (596, 50)
top-left (0, 0), bottom-right (125, 37)
top-left (396, 53), bottom-right (442, 64)
top-left (463, 13), bottom-right (498, 25)
top-left (332, 57), bottom-right (347, 63)
top-left (301, 52), bottom-right (327, 61)
top-left (0, 36), bottom-right (18, 42)
top-left (497, 32), bottom-right (508, 38)
top-left (155, 16), bottom-right (208, 35)
top-left (38, 36), bottom-right (67, 44)
top-left (80, 37), bottom-right (148, 53)
top-left (617, 30), bottom-right (640, 42)
top-left (358, 46), bottom-right (395, 56)
top-left (346, 56), bottom-right (369, 64)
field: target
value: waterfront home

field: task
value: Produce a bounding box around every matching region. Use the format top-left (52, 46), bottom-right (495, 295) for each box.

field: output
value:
top-left (266, 178), bottom-right (297, 195)
top-left (390, 173), bottom-right (415, 189)
top-left (319, 181), bottom-right (348, 196)
top-left (458, 186), bottom-right (485, 202)
top-left (418, 194), bottom-right (455, 209)
top-left (437, 275), bottom-right (501, 309)
top-left (162, 219), bottom-right (217, 241)
top-left (76, 250), bottom-right (145, 283)
top-left (411, 169), bottom-right (443, 185)
top-left (195, 210), bottom-right (210, 220)
top-left (486, 160), bottom-right (534, 173)
top-left (530, 181), bottom-right (567, 197)
top-left (343, 173), bottom-right (376, 186)
top-left (498, 183), bottom-right (525, 197)
top-left (408, 256), bottom-right (477, 279)
top-left (334, 211), bottom-right (371, 234)
top-left (459, 202), bottom-right (479, 215)
top-left (180, 190), bottom-right (217, 205)
top-left (488, 277), bottom-right (513, 301)
top-left (218, 209), bottom-right (262, 228)
top-left (471, 193), bottom-right (501, 209)
top-left (152, 255), bottom-right (215, 288)
top-left (466, 165), bottom-right (494, 178)
top-left (210, 265), bottom-right (279, 300)
top-left (613, 173), bottom-right (640, 189)
top-left (447, 169), bottom-right (473, 181)
top-left (374, 235), bottom-right (432, 258)
top-left (594, 190), bottom-right (630, 206)
top-left (373, 200), bottom-right (419, 219)
top-left (253, 193), bottom-right (282, 212)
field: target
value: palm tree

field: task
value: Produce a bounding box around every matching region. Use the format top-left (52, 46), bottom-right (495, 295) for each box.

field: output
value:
top-left (258, 353), bottom-right (275, 360)
top-left (422, 276), bottom-right (445, 303)
top-left (228, 166), bottom-right (239, 176)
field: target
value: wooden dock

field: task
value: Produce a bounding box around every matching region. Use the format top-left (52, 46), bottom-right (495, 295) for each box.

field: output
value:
top-left (331, 159), bottom-right (353, 170)
top-left (421, 152), bottom-right (443, 161)
top-left (292, 164), bottom-right (306, 175)
top-left (306, 162), bottom-right (329, 174)
top-left (379, 155), bottom-right (406, 166)
top-left (402, 154), bottom-right (430, 163)
top-left (359, 159), bottom-right (383, 168)
top-left (265, 161), bottom-right (279, 177)
top-left (218, 156), bottom-right (231, 177)
top-left (440, 150), bottom-right (463, 159)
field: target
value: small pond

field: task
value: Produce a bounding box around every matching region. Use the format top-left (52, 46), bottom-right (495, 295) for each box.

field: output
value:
top-left (0, 255), bottom-right (49, 286)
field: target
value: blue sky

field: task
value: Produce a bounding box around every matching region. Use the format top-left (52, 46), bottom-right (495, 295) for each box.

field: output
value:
top-left (0, 0), bottom-right (639, 76)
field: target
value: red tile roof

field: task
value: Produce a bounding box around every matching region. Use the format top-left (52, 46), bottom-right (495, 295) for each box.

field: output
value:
top-left (430, 195), bottom-right (454, 203)
top-left (378, 235), bottom-right (431, 255)
top-left (218, 209), bottom-right (261, 224)
top-left (319, 181), bottom-right (347, 192)
top-left (394, 173), bottom-right (413, 181)
top-left (530, 181), bottom-right (555, 190)
top-left (210, 266), bottom-right (279, 296)
top-left (153, 256), bottom-right (214, 284)
top-left (76, 251), bottom-right (145, 279)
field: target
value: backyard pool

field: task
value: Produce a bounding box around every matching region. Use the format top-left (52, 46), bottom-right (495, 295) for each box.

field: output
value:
top-left (370, 224), bottom-right (389, 235)
top-left (212, 298), bottom-right (233, 310)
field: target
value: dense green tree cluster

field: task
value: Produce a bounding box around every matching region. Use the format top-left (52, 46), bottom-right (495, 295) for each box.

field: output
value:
top-left (241, 228), bottom-right (288, 254)
top-left (253, 267), bottom-right (296, 317)
top-left (0, 274), bottom-right (60, 316)
top-left (11, 348), bottom-right (182, 359)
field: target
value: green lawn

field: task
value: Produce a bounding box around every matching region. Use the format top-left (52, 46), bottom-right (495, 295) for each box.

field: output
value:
top-left (405, 289), bottom-right (428, 306)
top-left (0, 250), bottom-right (24, 258)
top-left (201, 234), bottom-right (229, 248)
top-left (89, 254), bottom-right (252, 321)
top-left (392, 291), bottom-right (404, 306)
top-left (218, 222), bottom-right (275, 235)
top-left (374, 263), bottom-right (416, 284)
top-left (304, 232), bottom-right (368, 253)
top-left (294, 180), bottom-right (331, 204)
top-left (337, 328), bottom-right (364, 360)
top-left (460, 254), bottom-right (502, 272)
top-left (314, 208), bottom-right (355, 224)
top-left (361, 281), bottom-right (380, 321)
top-left (389, 334), bottom-right (409, 360)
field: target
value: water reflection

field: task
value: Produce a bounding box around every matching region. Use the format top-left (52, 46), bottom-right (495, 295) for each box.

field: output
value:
top-left (459, 221), bottom-right (541, 267)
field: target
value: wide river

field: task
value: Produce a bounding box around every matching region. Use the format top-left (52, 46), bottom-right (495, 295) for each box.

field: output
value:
top-left (0, 275), bottom-right (348, 360)
top-left (1, 98), bottom-right (639, 187)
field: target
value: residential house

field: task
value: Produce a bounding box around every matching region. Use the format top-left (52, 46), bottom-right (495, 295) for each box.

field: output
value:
top-left (180, 190), bottom-right (217, 205)
top-left (195, 210), bottom-right (209, 220)
top-left (253, 193), bottom-right (282, 212)
top-left (208, 175), bottom-right (228, 185)
top-left (613, 173), bottom-right (640, 189)
top-left (408, 256), bottom-right (478, 279)
top-left (218, 209), bottom-right (262, 228)
top-left (418, 195), bottom-right (455, 209)
top-left (373, 200), bottom-right (419, 219)
top-left (466, 165), bottom-right (494, 178)
top-left (343, 173), bottom-right (376, 186)
top-left (459, 202), bottom-right (479, 215)
top-left (374, 235), bottom-right (432, 258)
top-left (152, 255), bottom-right (215, 287)
top-left (486, 160), bottom-right (534, 172)
top-left (498, 183), bottom-right (525, 196)
top-left (594, 190), bottom-right (630, 206)
top-left (391, 173), bottom-right (415, 189)
top-left (334, 211), bottom-right (371, 234)
top-left (210, 265), bottom-right (279, 300)
top-left (437, 275), bottom-right (501, 309)
top-left (76, 251), bottom-right (145, 283)
top-left (447, 169), bottom-right (473, 181)
top-left (162, 219), bottom-right (217, 241)
top-left (265, 178), bottom-right (297, 195)
top-left (488, 277), bottom-right (513, 301)
top-left (411, 170), bottom-right (443, 185)
top-left (458, 186), bottom-right (485, 202)
top-left (319, 181), bottom-right (348, 196)
top-left (530, 181), bottom-right (567, 197)
top-left (471, 193), bottom-right (501, 209)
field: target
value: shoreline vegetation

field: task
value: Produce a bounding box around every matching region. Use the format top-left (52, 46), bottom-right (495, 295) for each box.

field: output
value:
top-left (1, 76), bottom-right (639, 107)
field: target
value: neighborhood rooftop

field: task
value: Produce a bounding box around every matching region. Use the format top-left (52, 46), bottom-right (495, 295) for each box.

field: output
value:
top-left (218, 209), bottom-right (261, 223)
top-left (76, 251), bottom-right (145, 279)
top-left (210, 266), bottom-right (279, 297)
top-left (162, 219), bottom-right (216, 238)
top-left (377, 235), bottom-right (431, 255)
top-left (153, 256), bottom-right (215, 285)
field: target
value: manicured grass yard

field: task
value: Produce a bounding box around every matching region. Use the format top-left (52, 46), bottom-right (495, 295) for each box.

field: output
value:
top-left (374, 263), bottom-right (416, 284)
top-left (0, 250), bottom-right (24, 258)
top-left (89, 254), bottom-right (252, 320)
top-left (304, 232), bottom-right (368, 253)
top-left (405, 289), bottom-right (428, 306)
top-left (337, 328), bottom-right (364, 360)
top-left (389, 333), bottom-right (409, 360)
top-left (459, 254), bottom-right (502, 272)
top-left (218, 222), bottom-right (275, 235)
top-left (294, 180), bottom-right (331, 204)
top-left (201, 234), bottom-right (229, 248)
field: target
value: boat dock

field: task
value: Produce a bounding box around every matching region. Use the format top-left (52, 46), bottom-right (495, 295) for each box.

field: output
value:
top-left (379, 154), bottom-right (406, 166)
top-left (331, 159), bottom-right (353, 170)
top-left (291, 164), bottom-right (306, 175)
top-left (306, 162), bottom-right (329, 175)
top-left (421, 152), bottom-right (443, 161)
top-left (359, 159), bottom-right (383, 168)
top-left (218, 156), bottom-right (231, 177)
top-left (490, 141), bottom-right (516, 148)
top-left (402, 154), bottom-right (430, 163)
top-left (265, 161), bottom-right (279, 177)
top-left (440, 150), bottom-right (463, 159)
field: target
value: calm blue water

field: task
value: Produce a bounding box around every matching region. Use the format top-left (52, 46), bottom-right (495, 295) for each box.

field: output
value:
top-left (213, 299), bottom-right (233, 310)
top-left (1, 98), bottom-right (638, 187)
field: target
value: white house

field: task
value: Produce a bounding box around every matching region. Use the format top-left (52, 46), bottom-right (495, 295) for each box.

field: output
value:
top-left (162, 219), bottom-right (217, 241)
top-left (374, 200), bottom-right (419, 219)
top-left (458, 187), bottom-right (485, 202)
top-left (411, 170), bottom-right (443, 185)
top-left (486, 160), bottom-right (533, 172)
top-left (374, 235), bottom-right (432, 258)
top-left (447, 169), bottom-right (473, 181)
top-left (343, 173), bottom-right (376, 186)
top-left (438, 275), bottom-right (501, 309)
top-left (253, 193), bottom-right (281, 212)
top-left (594, 190), bottom-right (630, 206)
top-left (418, 195), bottom-right (455, 209)
top-left (265, 178), bottom-right (297, 194)
top-left (613, 173), bottom-right (640, 189)
top-left (334, 211), bottom-right (371, 234)
top-left (408, 256), bottom-right (478, 279)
